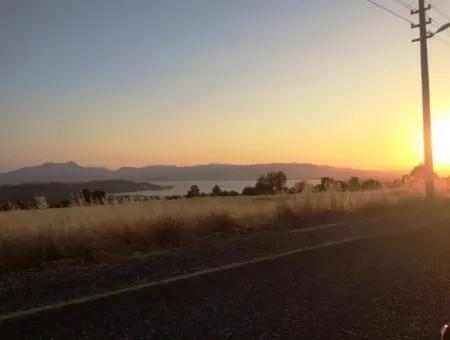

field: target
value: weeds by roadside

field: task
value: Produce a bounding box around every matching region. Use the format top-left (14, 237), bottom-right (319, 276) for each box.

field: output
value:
top-left (0, 191), bottom-right (445, 272)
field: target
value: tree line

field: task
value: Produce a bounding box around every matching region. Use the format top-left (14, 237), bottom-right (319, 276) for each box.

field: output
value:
top-left (0, 189), bottom-right (107, 211)
top-left (1, 165), bottom-right (445, 210)
top-left (185, 171), bottom-right (383, 198)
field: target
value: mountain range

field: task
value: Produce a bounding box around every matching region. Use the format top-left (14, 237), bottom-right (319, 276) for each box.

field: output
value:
top-left (0, 161), bottom-right (400, 185)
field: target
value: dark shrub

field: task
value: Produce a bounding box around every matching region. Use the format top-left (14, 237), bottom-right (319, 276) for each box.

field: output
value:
top-left (361, 179), bottom-right (382, 190)
top-left (348, 177), bottom-right (361, 191)
top-left (81, 189), bottom-right (92, 204)
top-left (196, 213), bottom-right (238, 235)
top-left (153, 217), bottom-right (186, 246)
top-left (92, 190), bottom-right (106, 204)
top-left (294, 181), bottom-right (306, 193)
top-left (186, 185), bottom-right (201, 198)
top-left (211, 185), bottom-right (222, 196)
top-left (242, 186), bottom-right (257, 196)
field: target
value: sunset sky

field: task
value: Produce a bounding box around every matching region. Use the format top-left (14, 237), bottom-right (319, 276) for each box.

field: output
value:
top-left (1, 0), bottom-right (449, 173)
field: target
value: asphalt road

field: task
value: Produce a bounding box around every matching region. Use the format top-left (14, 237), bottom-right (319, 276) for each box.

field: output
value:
top-left (2, 220), bottom-right (450, 340)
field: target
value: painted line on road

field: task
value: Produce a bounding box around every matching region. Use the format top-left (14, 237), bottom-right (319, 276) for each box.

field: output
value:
top-left (280, 213), bottom-right (422, 236)
top-left (284, 223), bottom-right (342, 234)
top-left (0, 230), bottom-right (409, 323)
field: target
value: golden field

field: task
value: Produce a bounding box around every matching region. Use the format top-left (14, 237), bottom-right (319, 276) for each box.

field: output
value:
top-left (0, 189), bottom-right (427, 272)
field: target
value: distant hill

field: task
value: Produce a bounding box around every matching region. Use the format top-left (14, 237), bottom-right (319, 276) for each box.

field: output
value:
top-left (0, 180), bottom-right (173, 205)
top-left (0, 162), bottom-right (112, 185)
top-left (0, 161), bottom-right (399, 186)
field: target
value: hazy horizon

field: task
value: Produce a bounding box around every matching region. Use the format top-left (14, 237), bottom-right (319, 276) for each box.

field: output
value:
top-left (0, 159), bottom-right (423, 175)
top-left (1, 0), bottom-right (450, 173)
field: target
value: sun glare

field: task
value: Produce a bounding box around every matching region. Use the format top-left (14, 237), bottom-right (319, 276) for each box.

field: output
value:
top-left (433, 116), bottom-right (450, 167)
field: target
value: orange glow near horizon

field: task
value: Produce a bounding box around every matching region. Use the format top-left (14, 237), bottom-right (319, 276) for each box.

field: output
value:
top-left (2, 1), bottom-right (450, 175)
top-left (433, 115), bottom-right (450, 170)
top-left (411, 111), bottom-right (450, 176)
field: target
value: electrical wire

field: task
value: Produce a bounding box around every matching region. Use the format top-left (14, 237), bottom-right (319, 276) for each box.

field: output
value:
top-left (434, 34), bottom-right (450, 49)
top-left (393, 0), bottom-right (414, 11)
top-left (429, 17), bottom-right (450, 38)
top-left (365, 0), bottom-right (414, 24)
top-left (431, 2), bottom-right (450, 22)
top-left (366, 0), bottom-right (450, 49)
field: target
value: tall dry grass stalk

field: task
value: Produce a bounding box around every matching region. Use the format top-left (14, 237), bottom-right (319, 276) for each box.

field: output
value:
top-left (0, 190), bottom-right (418, 271)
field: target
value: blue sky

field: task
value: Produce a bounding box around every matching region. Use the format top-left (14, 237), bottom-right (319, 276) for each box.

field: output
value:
top-left (1, 0), bottom-right (449, 172)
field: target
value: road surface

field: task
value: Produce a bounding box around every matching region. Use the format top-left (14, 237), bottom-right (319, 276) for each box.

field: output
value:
top-left (2, 218), bottom-right (450, 339)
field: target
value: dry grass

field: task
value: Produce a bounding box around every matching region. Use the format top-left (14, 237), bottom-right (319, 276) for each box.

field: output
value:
top-left (0, 190), bottom-right (426, 272)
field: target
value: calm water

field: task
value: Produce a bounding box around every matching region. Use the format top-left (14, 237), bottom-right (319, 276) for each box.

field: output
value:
top-left (120, 179), bottom-right (320, 197)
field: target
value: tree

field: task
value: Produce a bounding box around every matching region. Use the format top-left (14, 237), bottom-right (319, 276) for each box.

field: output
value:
top-left (0, 201), bottom-right (12, 211)
top-left (225, 190), bottom-right (239, 196)
top-left (81, 189), bottom-right (92, 204)
top-left (402, 174), bottom-right (412, 185)
top-left (35, 196), bottom-right (48, 209)
top-left (294, 181), bottom-right (306, 193)
top-left (254, 171), bottom-right (287, 195)
top-left (267, 171), bottom-right (287, 193)
top-left (186, 185), bottom-right (201, 198)
top-left (242, 186), bottom-right (257, 196)
top-left (92, 190), bottom-right (106, 204)
top-left (348, 177), bottom-right (360, 191)
top-left (288, 187), bottom-right (297, 194)
top-left (16, 201), bottom-right (27, 210)
top-left (317, 177), bottom-right (335, 192)
top-left (361, 179), bottom-right (382, 190)
top-left (409, 164), bottom-right (439, 181)
top-left (211, 185), bottom-right (222, 196)
top-left (336, 180), bottom-right (348, 191)
top-left (255, 175), bottom-right (274, 195)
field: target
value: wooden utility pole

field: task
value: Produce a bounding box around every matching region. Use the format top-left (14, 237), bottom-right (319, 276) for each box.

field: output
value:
top-left (411, 0), bottom-right (435, 200)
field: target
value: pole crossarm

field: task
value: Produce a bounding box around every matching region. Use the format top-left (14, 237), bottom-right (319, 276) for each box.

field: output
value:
top-left (411, 4), bottom-right (431, 15)
top-left (412, 22), bottom-right (450, 42)
top-left (412, 32), bottom-right (434, 43)
top-left (411, 18), bottom-right (431, 29)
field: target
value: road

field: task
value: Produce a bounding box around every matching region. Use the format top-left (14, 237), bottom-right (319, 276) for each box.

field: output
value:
top-left (2, 218), bottom-right (450, 339)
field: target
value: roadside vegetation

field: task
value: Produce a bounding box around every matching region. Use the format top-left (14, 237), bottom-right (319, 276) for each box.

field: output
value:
top-left (0, 165), bottom-right (449, 272)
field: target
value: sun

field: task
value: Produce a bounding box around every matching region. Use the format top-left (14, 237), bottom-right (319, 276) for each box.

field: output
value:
top-left (433, 116), bottom-right (450, 167)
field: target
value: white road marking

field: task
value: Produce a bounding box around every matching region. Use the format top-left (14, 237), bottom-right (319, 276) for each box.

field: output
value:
top-left (0, 229), bottom-right (411, 323)
top-left (285, 223), bottom-right (342, 234)
top-left (4, 210), bottom-right (445, 323)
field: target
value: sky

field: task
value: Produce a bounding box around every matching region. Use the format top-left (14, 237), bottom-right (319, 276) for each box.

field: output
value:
top-left (0, 0), bottom-right (450, 173)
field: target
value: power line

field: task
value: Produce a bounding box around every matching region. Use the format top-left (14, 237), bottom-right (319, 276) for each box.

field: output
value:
top-left (393, 0), bottom-right (414, 10)
top-left (431, 2), bottom-right (450, 22)
top-left (429, 16), bottom-right (450, 38)
top-left (430, 17), bottom-right (442, 29)
top-left (365, 0), bottom-right (414, 24)
top-left (425, 1), bottom-right (450, 21)
top-left (431, 17), bottom-right (442, 26)
top-left (434, 34), bottom-right (450, 49)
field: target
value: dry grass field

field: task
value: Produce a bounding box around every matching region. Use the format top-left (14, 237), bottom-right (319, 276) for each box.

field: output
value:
top-left (0, 189), bottom-right (427, 272)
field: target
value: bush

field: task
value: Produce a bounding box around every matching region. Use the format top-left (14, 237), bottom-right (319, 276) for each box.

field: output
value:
top-left (152, 217), bottom-right (187, 246)
top-left (211, 185), bottom-right (222, 196)
top-left (196, 213), bottom-right (238, 235)
top-left (242, 186), bottom-right (258, 196)
top-left (361, 179), bottom-right (382, 190)
top-left (271, 202), bottom-right (315, 229)
top-left (186, 185), bottom-right (201, 198)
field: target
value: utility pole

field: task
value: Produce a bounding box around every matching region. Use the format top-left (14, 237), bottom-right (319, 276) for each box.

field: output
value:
top-left (411, 0), bottom-right (435, 200)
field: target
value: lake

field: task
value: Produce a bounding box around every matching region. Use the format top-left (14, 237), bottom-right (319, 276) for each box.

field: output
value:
top-left (118, 179), bottom-right (321, 197)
